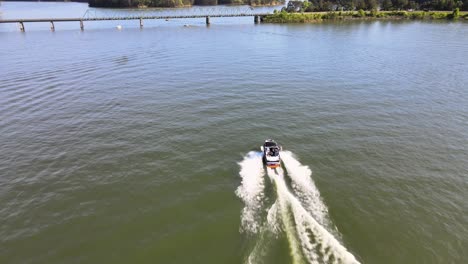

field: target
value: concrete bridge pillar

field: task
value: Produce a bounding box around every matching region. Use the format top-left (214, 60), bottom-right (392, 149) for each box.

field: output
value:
top-left (140, 18), bottom-right (143, 29)
top-left (206, 16), bottom-right (210, 25)
top-left (254, 15), bottom-right (259, 23)
top-left (19, 22), bottom-right (25, 32)
top-left (80, 20), bottom-right (84, 31)
top-left (50, 21), bottom-right (55, 31)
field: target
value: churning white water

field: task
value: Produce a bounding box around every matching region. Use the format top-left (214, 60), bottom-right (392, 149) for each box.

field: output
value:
top-left (239, 151), bottom-right (360, 264)
top-left (280, 151), bottom-right (335, 232)
top-left (236, 151), bottom-right (266, 234)
top-left (273, 167), bottom-right (359, 264)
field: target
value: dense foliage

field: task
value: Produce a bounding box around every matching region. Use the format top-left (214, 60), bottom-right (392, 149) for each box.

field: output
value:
top-left (88, 0), bottom-right (467, 10)
top-left (264, 8), bottom-right (468, 22)
top-left (297, 0), bottom-right (468, 12)
top-left (88, 0), bottom-right (282, 7)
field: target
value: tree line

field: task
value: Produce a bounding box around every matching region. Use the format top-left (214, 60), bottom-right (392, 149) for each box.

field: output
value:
top-left (88, 0), bottom-right (467, 10)
top-left (88, 0), bottom-right (283, 7)
top-left (300, 0), bottom-right (467, 11)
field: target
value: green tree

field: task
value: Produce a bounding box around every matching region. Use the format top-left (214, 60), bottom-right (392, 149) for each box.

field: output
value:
top-left (355, 0), bottom-right (367, 10)
top-left (392, 0), bottom-right (408, 9)
top-left (382, 0), bottom-right (393, 10)
top-left (365, 0), bottom-right (378, 9)
top-left (408, 1), bottom-right (418, 9)
top-left (447, 0), bottom-right (455, 9)
top-left (452, 7), bottom-right (460, 18)
top-left (302, 1), bottom-right (311, 11)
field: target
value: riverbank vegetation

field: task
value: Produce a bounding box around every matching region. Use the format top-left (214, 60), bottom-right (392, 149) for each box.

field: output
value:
top-left (289, 0), bottom-right (468, 12)
top-left (263, 8), bottom-right (468, 23)
top-left (88, 0), bottom-right (283, 8)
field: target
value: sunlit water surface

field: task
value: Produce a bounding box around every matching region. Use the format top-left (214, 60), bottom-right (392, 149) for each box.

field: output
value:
top-left (1, 2), bottom-right (467, 264)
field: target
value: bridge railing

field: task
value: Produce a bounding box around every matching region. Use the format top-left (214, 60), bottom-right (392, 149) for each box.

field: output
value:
top-left (82, 5), bottom-right (280, 20)
top-left (0, 5), bottom-right (284, 32)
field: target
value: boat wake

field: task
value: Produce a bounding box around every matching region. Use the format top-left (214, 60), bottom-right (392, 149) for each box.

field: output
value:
top-left (280, 151), bottom-right (336, 234)
top-left (236, 151), bottom-right (266, 234)
top-left (237, 151), bottom-right (360, 264)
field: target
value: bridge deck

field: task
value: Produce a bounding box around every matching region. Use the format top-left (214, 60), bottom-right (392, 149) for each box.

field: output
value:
top-left (0, 14), bottom-right (271, 23)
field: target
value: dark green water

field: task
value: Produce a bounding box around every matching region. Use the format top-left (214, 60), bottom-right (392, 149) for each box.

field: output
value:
top-left (1, 2), bottom-right (467, 264)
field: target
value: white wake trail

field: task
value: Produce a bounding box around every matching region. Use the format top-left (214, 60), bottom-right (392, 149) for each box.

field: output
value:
top-left (267, 168), bottom-right (306, 264)
top-left (238, 150), bottom-right (359, 264)
top-left (246, 202), bottom-right (280, 264)
top-left (236, 151), bottom-right (266, 234)
top-left (272, 167), bottom-right (360, 264)
top-left (281, 151), bottom-right (332, 230)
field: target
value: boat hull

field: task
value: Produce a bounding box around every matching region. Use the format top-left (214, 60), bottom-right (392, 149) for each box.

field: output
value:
top-left (262, 139), bottom-right (282, 169)
top-left (266, 163), bottom-right (280, 169)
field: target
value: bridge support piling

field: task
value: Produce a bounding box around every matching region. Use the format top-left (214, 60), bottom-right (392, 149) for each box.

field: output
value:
top-left (3, 13), bottom-right (274, 32)
top-left (19, 22), bottom-right (25, 32)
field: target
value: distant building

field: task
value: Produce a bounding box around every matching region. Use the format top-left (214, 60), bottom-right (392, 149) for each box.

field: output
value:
top-left (286, 1), bottom-right (303, 12)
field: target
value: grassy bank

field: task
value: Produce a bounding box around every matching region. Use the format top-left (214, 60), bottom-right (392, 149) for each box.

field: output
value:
top-left (263, 10), bottom-right (468, 23)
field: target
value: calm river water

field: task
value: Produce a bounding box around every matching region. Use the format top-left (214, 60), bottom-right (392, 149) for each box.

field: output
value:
top-left (1, 2), bottom-right (467, 264)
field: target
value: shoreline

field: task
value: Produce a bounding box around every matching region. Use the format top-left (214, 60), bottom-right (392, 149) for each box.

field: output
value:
top-left (263, 10), bottom-right (468, 23)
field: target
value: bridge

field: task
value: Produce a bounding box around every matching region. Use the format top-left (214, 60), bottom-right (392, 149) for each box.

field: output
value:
top-left (0, 6), bottom-right (279, 32)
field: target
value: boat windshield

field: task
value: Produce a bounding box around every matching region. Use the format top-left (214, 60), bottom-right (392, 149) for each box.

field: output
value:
top-left (269, 147), bottom-right (279, 156)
